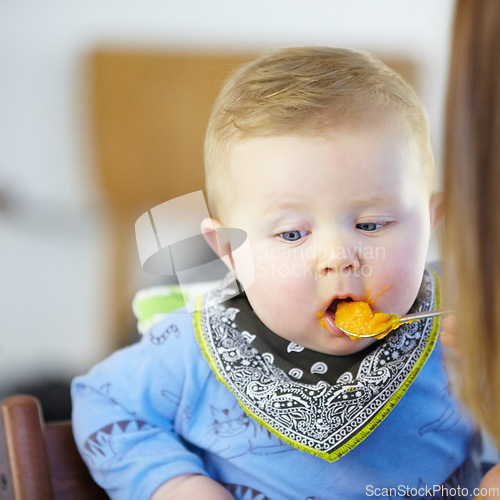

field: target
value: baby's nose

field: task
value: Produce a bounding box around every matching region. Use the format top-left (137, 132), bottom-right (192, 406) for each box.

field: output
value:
top-left (315, 242), bottom-right (361, 277)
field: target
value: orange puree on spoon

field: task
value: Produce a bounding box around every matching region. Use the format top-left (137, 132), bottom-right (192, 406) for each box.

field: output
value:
top-left (334, 301), bottom-right (400, 340)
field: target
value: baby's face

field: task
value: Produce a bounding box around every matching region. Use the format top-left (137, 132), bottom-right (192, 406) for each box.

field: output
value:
top-left (221, 127), bottom-right (438, 355)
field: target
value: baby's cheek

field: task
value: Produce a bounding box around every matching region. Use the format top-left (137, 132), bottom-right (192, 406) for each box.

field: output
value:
top-left (368, 260), bottom-right (425, 315)
top-left (247, 258), bottom-right (314, 314)
top-left (254, 253), bottom-right (313, 282)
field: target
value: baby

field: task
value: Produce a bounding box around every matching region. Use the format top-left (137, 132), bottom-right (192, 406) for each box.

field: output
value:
top-left (72, 47), bottom-right (480, 499)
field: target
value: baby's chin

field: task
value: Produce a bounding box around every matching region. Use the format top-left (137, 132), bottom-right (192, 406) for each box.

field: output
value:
top-left (275, 328), bottom-right (378, 357)
top-left (305, 337), bottom-right (378, 356)
top-left (256, 311), bottom-right (379, 356)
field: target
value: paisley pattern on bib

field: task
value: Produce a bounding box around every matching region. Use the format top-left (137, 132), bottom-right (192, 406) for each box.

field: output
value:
top-left (194, 269), bottom-right (441, 461)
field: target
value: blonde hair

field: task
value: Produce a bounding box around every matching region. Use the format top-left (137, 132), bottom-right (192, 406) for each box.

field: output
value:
top-left (204, 46), bottom-right (435, 219)
top-left (443, 0), bottom-right (500, 444)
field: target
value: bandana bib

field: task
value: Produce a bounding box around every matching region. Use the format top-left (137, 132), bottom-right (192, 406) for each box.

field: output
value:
top-left (194, 268), bottom-right (441, 462)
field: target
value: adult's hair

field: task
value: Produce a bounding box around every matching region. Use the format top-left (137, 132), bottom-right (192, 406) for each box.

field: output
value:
top-left (443, 0), bottom-right (500, 444)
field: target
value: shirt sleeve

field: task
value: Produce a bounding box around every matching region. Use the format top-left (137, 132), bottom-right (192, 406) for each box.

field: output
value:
top-left (71, 314), bottom-right (208, 500)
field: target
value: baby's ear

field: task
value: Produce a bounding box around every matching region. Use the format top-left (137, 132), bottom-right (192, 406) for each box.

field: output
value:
top-left (201, 219), bottom-right (253, 292)
top-left (429, 192), bottom-right (444, 232)
top-left (201, 218), bottom-right (233, 269)
top-left (201, 218), bottom-right (224, 256)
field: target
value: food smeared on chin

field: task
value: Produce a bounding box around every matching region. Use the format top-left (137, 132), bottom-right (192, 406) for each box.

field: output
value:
top-left (334, 301), bottom-right (400, 340)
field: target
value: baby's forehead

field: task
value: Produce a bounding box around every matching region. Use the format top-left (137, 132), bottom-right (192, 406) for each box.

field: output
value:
top-left (228, 129), bottom-right (427, 193)
top-left (227, 120), bottom-right (415, 163)
top-left (214, 118), bottom-right (434, 220)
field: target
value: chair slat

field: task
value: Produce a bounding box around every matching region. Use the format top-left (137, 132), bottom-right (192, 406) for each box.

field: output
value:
top-left (0, 395), bottom-right (53, 500)
top-left (0, 395), bottom-right (108, 500)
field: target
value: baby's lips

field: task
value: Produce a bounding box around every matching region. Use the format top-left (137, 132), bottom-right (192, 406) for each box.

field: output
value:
top-left (317, 309), bottom-right (348, 338)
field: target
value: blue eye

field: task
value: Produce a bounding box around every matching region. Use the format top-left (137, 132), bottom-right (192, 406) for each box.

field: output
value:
top-left (356, 222), bottom-right (382, 232)
top-left (279, 230), bottom-right (309, 241)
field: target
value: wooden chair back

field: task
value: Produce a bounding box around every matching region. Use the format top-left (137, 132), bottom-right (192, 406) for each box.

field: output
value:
top-left (0, 395), bottom-right (107, 500)
top-left (90, 50), bottom-right (252, 348)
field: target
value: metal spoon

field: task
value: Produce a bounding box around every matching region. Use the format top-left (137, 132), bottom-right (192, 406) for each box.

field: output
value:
top-left (338, 308), bottom-right (455, 339)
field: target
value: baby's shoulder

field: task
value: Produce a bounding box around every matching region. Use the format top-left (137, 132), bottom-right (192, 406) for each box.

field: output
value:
top-left (131, 284), bottom-right (210, 373)
top-left (132, 283), bottom-right (196, 335)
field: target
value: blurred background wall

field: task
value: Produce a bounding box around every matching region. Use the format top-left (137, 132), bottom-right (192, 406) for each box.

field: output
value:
top-left (0, 0), bottom-right (454, 410)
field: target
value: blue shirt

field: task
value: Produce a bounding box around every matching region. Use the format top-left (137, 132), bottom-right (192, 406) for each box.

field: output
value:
top-left (72, 293), bottom-right (478, 499)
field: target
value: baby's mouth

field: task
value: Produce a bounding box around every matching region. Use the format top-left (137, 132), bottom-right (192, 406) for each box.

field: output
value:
top-left (326, 297), bottom-right (354, 315)
top-left (318, 297), bottom-right (354, 336)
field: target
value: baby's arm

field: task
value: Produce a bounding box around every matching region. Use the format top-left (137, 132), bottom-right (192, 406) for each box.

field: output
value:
top-left (71, 316), bottom-right (224, 499)
top-left (151, 474), bottom-right (233, 500)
